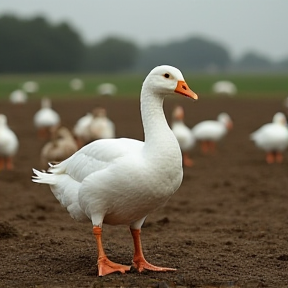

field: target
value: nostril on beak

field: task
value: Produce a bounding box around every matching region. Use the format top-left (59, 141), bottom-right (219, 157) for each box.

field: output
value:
top-left (182, 85), bottom-right (187, 90)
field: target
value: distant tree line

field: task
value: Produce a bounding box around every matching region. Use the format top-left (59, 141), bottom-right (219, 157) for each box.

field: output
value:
top-left (0, 15), bottom-right (84, 73)
top-left (0, 14), bottom-right (287, 74)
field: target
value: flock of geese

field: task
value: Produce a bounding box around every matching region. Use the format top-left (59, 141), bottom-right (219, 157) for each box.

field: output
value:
top-left (1, 65), bottom-right (288, 276)
top-left (171, 105), bottom-right (288, 166)
top-left (171, 107), bottom-right (233, 166)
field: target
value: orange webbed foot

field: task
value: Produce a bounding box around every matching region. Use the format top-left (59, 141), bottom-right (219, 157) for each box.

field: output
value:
top-left (97, 256), bottom-right (131, 276)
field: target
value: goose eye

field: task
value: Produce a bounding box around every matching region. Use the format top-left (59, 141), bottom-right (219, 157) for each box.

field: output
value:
top-left (164, 73), bottom-right (170, 78)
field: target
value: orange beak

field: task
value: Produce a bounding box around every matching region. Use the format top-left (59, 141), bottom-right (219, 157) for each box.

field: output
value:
top-left (175, 80), bottom-right (198, 100)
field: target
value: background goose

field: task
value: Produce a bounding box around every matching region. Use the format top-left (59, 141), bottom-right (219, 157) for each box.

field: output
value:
top-left (9, 89), bottom-right (28, 105)
top-left (192, 112), bottom-right (233, 154)
top-left (22, 81), bottom-right (39, 94)
top-left (97, 83), bottom-right (117, 96)
top-left (212, 80), bottom-right (237, 96)
top-left (89, 107), bottom-right (115, 141)
top-left (33, 97), bottom-right (61, 140)
top-left (32, 65), bottom-right (198, 276)
top-left (171, 105), bottom-right (195, 167)
top-left (73, 107), bottom-right (115, 148)
top-left (40, 126), bottom-right (78, 168)
top-left (250, 112), bottom-right (288, 163)
top-left (73, 112), bottom-right (94, 148)
top-left (0, 114), bottom-right (19, 170)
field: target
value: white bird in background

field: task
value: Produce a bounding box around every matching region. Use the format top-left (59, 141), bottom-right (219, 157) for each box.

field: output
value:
top-left (250, 112), bottom-right (288, 164)
top-left (73, 112), bottom-right (94, 148)
top-left (9, 89), bottom-right (28, 104)
top-left (32, 65), bottom-right (198, 276)
top-left (73, 107), bottom-right (115, 148)
top-left (0, 114), bottom-right (19, 170)
top-left (89, 107), bottom-right (115, 141)
top-left (40, 126), bottom-right (78, 168)
top-left (171, 105), bottom-right (195, 167)
top-left (212, 80), bottom-right (237, 96)
top-left (22, 81), bottom-right (39, 94)
top-left (33, 97), bottom-right (61, 140)
top-left (192, 113), bottom-right (233, 154)
top-left (97, 83), bottom-right (117, 96)
top-left (69, 78), bottom-right (84, 91)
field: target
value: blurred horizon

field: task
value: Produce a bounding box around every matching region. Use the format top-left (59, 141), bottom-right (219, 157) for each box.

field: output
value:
top-left (0, 0), bottom-right (288, 61)
top-left (1, 13), bottom-right (288, 75)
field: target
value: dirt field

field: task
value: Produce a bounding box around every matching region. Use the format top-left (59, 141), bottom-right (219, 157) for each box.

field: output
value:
top-left (1, 95), bottom-right (288, 288)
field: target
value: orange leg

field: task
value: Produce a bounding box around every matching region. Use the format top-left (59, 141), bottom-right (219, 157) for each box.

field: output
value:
top-left (208, 141), bottom-right (216, 154)
top-left (266, 152), bottom-right (275, 164)
top-left (93, 226), bottom-right (131, 276)
top-left (200, 141), bottom-right (209, 154)
top-left (130, 228), bottom-right (176, 273)
top-left (5, 157), bottom-right (14, 170)
top-left (183, 152), bottom-right (193, 167)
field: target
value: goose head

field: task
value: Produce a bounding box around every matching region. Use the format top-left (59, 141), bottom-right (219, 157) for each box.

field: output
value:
top-left (50, 126), bottom-right (73, 141)
top-left (92, 107), bottom-right (107, 118)
top-left (172, 105), bottom-right (185, 121)
top-left (217, 112), bottom-right (233, 130)
top-left (142, 65), bottom-right (198, 100)
top-left (272, 112), bottom-right (287, 126)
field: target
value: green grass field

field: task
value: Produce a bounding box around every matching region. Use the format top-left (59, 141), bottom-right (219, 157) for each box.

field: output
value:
top-left (0, 72), bottom-right (287, 100)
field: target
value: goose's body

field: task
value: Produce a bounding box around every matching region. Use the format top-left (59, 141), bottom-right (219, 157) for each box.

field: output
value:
top-left (32, 65), bottom-right (198, 276)
top-left (40, 126), bottom-right (78, 168)
top-left (73, 108), bottom-right (115, 148)
top-left (212, 80), bottom-right (237, 96)
top-left (22, 81), bottom-right (39, 93)
top-left (9, 89), bottom-right (27, 104)
top-left (0, 114), bottom-right (19, 170)
top-left (171, 106), bottom-right (195, 166)
top-left (34, 98), bottom-right (61, 140)
top-left (192, 113), bottom-right (233, 154)
top-left (97, 83), bottom-right (117, 96)
top-left (73, 113), bottom-right (94, 147)
top-left (89, 107), bottom-right (115, 141)
top-left (70, 78), bottom-right (84, 91)
top-left (250, 112), bottom-right (288, 163)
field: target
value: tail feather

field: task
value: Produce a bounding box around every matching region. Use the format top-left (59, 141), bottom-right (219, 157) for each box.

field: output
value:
top-left (32, 168), bottom-right (87, 222)
top-left (32, 168), bottom-right (56, 185)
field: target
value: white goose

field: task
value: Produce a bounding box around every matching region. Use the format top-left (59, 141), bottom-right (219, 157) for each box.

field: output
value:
top-left (73, 112), bottom-right (94, 148)
top-left (73, 107), bottom-right (115, 148)
top-left (33, 97), bottom-right (61, 140)
top-left (40, 126), bottom-right (78, 168)
top-left (89, 107), bottom-right (115, 140)
top-left (192, 113), bottom-right (233, 154)
top-left (32, 65), bottom-right (198, 276)
top-left (171, 105), bottom-right (195, 167)
top-left (9, 89), bottom-right (28, 105)
top-left (0, 114), bottom-right (19, 170)
top-left (250, 112), bottom-right (288, 163)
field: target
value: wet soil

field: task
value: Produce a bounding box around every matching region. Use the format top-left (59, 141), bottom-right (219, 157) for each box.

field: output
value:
top-left (0, 95), bottom-right (288, 288)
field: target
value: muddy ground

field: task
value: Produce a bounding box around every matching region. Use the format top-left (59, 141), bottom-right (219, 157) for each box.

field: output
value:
top-left (0, 95), bottom-right (288, 288)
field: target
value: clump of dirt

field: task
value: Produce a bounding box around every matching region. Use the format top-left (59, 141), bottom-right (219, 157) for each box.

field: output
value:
top-left (0, 221), bottom-right (18, 239)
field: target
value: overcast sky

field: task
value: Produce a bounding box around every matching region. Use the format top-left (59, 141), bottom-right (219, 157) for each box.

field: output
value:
top-left (0, 0), bottom-right (287, 60)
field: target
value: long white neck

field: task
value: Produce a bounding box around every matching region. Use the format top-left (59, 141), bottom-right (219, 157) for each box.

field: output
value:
top-left (140, 85), bottom-right (181, 161)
